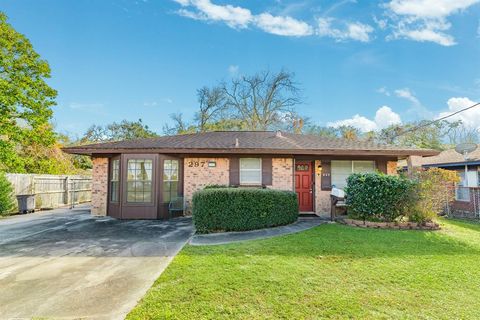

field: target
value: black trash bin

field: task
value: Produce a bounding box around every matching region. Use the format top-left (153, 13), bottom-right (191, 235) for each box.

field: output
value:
top-left (16, 194), bottom-right (35, 214)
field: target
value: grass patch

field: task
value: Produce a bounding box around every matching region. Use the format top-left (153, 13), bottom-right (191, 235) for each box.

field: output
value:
top-left (128, 218), bottom-right (480, 319)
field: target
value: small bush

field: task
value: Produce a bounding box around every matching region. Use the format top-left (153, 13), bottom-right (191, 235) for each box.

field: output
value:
top-left (345, 173), bottom-right (417, 222)
top-left (203, 184), bottom-right (230, 189)
top-left (408, 168), bottom-right (459, 223)
top-left (0, 172), bottom-right (15, 216)
top-left (192, 188), bottom-right (298, 233)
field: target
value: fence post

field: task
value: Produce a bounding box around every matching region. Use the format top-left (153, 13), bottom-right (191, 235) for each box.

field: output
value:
top-left (65, 176), bottom-right (70, 206)
top-left (71, 179), bottom-right (76, 209)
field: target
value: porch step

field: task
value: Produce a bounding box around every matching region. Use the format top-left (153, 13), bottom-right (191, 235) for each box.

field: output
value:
top-left (299, 212), bottom-right (318, 218)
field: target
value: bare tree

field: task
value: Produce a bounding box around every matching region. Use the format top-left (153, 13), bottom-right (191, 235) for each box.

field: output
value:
top-left (163, 113), bottom-right (195, 135)
top-left (445, 120), bottom-right (479, 146)
top-left (222, 70), bottom-right (303, 130)
top-left (194, 86), bottom-right (228, 132)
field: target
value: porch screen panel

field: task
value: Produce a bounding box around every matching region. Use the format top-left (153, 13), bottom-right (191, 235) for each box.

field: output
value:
top-left (163, 159), bottom-right (179, 203)
top-left (126, 159), bottom-right (153, 203)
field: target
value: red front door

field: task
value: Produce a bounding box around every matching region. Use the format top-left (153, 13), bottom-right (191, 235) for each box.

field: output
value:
top-left (295, 161), bottom-right (313, 212)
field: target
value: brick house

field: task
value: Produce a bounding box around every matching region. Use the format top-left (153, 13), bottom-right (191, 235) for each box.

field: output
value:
top-left (64, 131), bottom-right (437, 219)
top-left (419, 147), bottom-right (480, 218)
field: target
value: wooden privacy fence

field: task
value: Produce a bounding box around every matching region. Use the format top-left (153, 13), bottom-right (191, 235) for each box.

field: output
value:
top-left (6, 173), bottom-right (92, 210)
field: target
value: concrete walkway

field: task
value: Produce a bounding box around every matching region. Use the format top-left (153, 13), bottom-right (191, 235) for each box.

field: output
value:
top-left (0, 206), bottom-right (194, 320)
top-left (190, 217), bottom-right (326, 246)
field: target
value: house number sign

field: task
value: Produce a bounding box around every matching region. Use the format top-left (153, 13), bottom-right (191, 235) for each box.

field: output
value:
top-left (187, 161), bottom-right (206, 168)
top-left (187, 160), bottom-right (216, 168)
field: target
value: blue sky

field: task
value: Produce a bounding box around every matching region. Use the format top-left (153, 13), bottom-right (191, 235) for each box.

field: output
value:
top-left (1, 0), bottom-right (480, 137)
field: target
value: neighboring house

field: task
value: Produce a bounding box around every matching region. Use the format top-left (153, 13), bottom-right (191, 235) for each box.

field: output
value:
top-left (63, 131), bottom-right (437, 219)
top-left (420, 146), bottom-right (480, 217)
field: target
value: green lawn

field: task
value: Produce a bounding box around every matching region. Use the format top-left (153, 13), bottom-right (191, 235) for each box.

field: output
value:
top-left (128, 219), bottom-right (480, 319)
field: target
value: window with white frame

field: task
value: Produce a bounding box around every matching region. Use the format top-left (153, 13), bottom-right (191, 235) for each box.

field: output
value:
top-left (331, 160), bottom-right (376, 189)
top-left (240, 158), bottom-right (262, 185)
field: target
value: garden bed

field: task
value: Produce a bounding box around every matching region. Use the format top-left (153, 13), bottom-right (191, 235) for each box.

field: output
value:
top-left (341, 218), bottom-right (440, 230)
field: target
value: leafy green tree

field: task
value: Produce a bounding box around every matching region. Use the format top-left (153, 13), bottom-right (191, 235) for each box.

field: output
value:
top-left (0, 12), bottom-right (57, 172)
top-left (303, 125), bottom-right (338, 138)
top-left (81, 119), bottom-right (157, 143)
top-left (376, 120), bottom-right (466, 150)
top-left (337, 125), bottom-right (360, 140)
top-left (0, 171), bottom-right (15, 215)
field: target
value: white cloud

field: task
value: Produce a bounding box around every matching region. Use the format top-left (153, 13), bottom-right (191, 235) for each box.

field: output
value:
top-left (173, 1), bottom-right (372, 41)
top-left (386, 0), bottom-right (479, 18)
top-left (143, 101), bottom-right (158, 107)
top-left (317, 18), bottom-right (374, 42)
top-left (176, 0), bottom-right (253, 28)
top-left (328, 115), bottom-right (378, 132)
top-left (383, 0), bottom-right (480, 46)
top-left (228, 64), bottom-right (239, 75)
top-left (377, 87), bottom-right (390, 96)
top-left (375, 106), bottom-right (402, 128)
top-left (394, 88), bottom-right (420, 105)
top-left (255, 13), bottom-right (313, 36)
top-left (68, 102), bottom-right (107, 115)
top-left (394, 88), bottom-right (434, 118)
top-left (327, 106), bottom-right (402, 132)
top-left (437, 97), bottom-right (480, 129)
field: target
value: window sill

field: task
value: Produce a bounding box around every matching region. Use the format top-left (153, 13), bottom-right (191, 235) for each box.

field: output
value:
top-left (238, 184), bottom-right (265, 188)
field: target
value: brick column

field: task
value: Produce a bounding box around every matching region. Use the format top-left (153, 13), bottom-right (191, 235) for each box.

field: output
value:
top-left (387, 161), bottom-right (398, 175)
top-left (315, 160), bottom-right (331, 216)
top-left (91, 157), bottom-right (108, 216)
top-left (407, 155), bottom-right (422, 175)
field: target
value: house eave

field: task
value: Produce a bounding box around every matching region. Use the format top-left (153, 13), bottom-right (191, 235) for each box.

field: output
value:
top-left (62, 147), bottom-right (439, 158)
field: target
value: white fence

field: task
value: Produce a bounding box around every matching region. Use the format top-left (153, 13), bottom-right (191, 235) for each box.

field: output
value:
top-left (6, 173), bottom-right (92, 211)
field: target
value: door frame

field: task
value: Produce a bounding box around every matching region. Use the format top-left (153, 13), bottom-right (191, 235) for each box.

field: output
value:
top-left (107, 155), bottom-right (122, 218)
top-left (120, 153), bottom-right (159, 219)
top-left (294, 159), bottom-right (315, 212)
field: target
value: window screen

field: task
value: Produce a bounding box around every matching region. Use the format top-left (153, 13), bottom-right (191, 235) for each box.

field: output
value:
top-left (126, 159), bottom-right (153, 203)
top-left (240, 158), bottom-right (262, 185)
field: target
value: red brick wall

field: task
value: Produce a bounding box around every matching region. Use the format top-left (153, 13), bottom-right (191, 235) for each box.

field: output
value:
top-left (449, 187), bottom-right (480, 218)
top-left (91, 157), bottom-right (108, 216)
top-left (183, 157), bottom-right (230, 210)
top-left (271, 158), bottom-right (294, 191)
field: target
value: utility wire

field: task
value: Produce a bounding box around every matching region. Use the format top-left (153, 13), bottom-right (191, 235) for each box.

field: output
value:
top-left (392, 101), bottom-right (480, 139)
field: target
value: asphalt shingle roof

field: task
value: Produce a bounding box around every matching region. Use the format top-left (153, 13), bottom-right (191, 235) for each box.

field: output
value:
top-left (421, 146), bottom-right (480, 166)
top-left (63, 131), bottom-right (438, 157)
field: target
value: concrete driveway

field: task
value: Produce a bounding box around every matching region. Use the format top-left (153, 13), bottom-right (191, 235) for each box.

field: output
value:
top-left (0, 205), bottom-right (194, 320)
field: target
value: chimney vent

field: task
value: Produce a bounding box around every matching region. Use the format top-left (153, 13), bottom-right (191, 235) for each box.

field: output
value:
top-left (235, 138), bottom-right (239, 148)
top-left (276, 131), bottom-right (282, 138)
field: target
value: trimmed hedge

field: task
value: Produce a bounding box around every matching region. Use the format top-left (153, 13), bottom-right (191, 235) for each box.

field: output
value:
top-left (345, 173), bottom-right (417, 222)
top-left (192, 188), bottom-right (298, 233)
